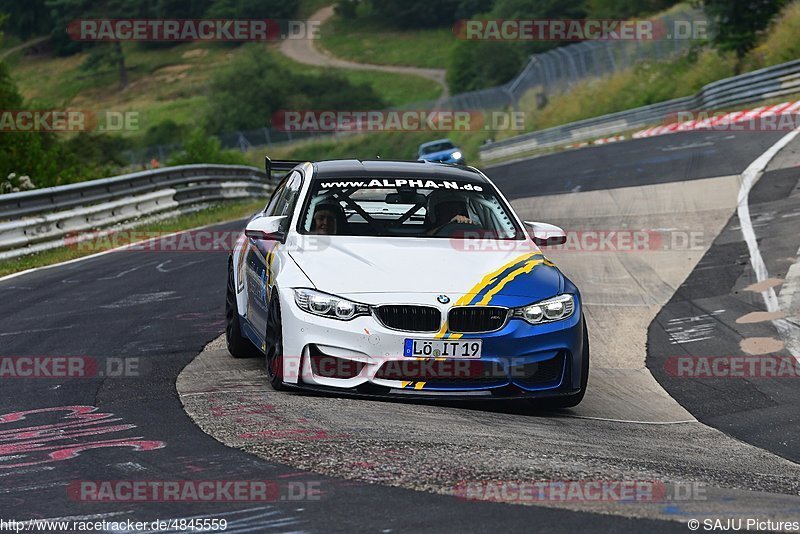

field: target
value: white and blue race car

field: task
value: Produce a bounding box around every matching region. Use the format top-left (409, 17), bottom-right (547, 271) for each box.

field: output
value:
top-left (226, 158), bottom-right (589, 407)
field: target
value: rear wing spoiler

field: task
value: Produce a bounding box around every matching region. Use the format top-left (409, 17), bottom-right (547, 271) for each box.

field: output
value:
top-left (265, 156), bottom-right (308, 181)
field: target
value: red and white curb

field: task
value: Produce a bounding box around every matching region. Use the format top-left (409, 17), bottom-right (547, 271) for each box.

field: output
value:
top-left (565, 135), bottom-right (627, 150)
top-left (633, 101), bottom-right (800, 139)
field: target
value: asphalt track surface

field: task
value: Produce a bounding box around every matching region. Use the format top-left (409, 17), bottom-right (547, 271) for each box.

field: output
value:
top-left (1, 129), bottom-right (798, 532)
top-left (649, 151), bottom-right (800, 462)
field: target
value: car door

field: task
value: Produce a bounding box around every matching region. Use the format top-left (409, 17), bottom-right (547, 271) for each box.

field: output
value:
top-left (245, 170), bottom-right (303, 339)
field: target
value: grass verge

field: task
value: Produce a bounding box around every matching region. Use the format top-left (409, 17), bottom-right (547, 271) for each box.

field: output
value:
top-left (7, 41), bottom-right (440, 146)
top-left (319, 17), bottom-right (455, 69)
top-left (270, 51), bottom-right (442, 106)
top-left (0, 199), bottom-right (264, 277)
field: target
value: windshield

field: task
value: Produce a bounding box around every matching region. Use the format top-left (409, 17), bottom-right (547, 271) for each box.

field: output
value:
top-left (298, 177), bottom-right (522, 239)
top-left (419, 141), bottom-right (455, 155)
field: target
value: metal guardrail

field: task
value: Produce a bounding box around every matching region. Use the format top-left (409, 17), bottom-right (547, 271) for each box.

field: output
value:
top-left (480, 58), bottom-right (800, 161)
top-left (0, 164), bottom-right (275, 260)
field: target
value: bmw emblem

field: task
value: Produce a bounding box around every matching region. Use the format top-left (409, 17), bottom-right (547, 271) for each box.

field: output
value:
top-left (437, 295), bottom-right (450, 304)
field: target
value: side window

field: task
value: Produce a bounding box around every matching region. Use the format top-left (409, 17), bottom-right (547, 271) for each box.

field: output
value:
top-left (283, 172), bottom-right (302, 215)
top-left (277, 171), bottom-right (303, 232)
top-left (263, 171), bottom-right (303, 232)
top-left (264, 180), bottom-right (289, 217)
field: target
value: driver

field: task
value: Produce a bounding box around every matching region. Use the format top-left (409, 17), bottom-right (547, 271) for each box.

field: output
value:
top-left (426, 193), bottom-right (479, 235)
top-left (310, 202), bottom-right (345, 235)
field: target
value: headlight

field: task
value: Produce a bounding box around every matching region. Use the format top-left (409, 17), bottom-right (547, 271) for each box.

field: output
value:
top-left (451, 151), bottom-right (463, 160)
top-left (294, 289), bottom-right (370, 321)
top-left (511, 294), bottom-right (575, 325)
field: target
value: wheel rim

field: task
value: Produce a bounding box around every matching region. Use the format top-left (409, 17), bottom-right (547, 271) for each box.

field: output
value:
top-left (265, 297), bottom-right (283, 383)
top-left (225, 269), bottom-right (236, 343)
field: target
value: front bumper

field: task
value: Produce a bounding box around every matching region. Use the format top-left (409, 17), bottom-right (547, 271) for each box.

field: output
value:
top-left (278, 290), bottom-right (586, 398)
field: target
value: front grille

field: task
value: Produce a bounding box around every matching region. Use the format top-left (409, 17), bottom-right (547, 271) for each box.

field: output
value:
top-left (448, 306), bottom-right (508, 333)
top-left (375, 359), bottom-right (504, 385)
top-left (513, 353), bottom-right (565, 387)
top-left (374, 305), bottom-right (441, 332)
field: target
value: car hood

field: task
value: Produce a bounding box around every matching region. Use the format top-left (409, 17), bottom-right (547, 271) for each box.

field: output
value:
top-left (286, 236), bottom-right (563, 306)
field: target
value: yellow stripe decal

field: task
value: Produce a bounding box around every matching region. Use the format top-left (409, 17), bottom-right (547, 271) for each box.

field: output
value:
top-left (414, 382), bottom-right (426, 390)
top-left (434, 252), bottom-right (551, 339)
top-left (458, 252), bottom-right (540, 306)
top-left (476, 256), bottom-right (546, 306)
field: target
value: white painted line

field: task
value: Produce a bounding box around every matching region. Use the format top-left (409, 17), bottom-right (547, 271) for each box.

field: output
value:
top-left (559, 415), bottom-right (697, 425)
top-left (737, 127), bottom-right (800, 359)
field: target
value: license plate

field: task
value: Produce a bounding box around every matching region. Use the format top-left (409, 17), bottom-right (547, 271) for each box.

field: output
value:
top-left (403, 339), bottom-right (482, 359)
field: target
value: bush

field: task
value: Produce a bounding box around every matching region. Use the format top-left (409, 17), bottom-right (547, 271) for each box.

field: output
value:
top-left (167, 128), bottom-right (249, 165)
top-left (0, 173), bottom-right (36, 194)
top-left (205, 47), bottom-right (386, 133)
top-left (512, 47), bottom-right (737, 135)
top-left (447, 40), bottom-right (525, 93)
top-left (142, 119), bottom-right (190, 147)
top-left (0, 60), bottom-right (136, 189)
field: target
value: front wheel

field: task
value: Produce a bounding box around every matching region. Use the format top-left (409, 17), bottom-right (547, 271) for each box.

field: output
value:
top-left (265, 292), bottom-right (287, 391)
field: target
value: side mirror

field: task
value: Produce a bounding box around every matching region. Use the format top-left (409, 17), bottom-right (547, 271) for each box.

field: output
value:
top-left (245, 215), bottom-right (288, 242)
top-left (524, 221), bottom-right (567, 247)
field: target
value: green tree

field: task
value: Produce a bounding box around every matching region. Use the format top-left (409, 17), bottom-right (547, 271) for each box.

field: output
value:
top-left (206, 49), bottom-right (293, 132)
top-left (204, 0), bottom-right (298, 19)
top-left (586, 0), bottom-right (678, 18)
top-left (367, 0), bottom-right (462, 28)
top-left (447, 0), bottom-right (589, 93)
top-left (700, 0), bottom-right (788, 62)
top-left (0, 0), bottom-right (53, 38)
top-left (156, 0), bottom-right (215, 18)
top-left (47, 0), bottom-right (146, 88)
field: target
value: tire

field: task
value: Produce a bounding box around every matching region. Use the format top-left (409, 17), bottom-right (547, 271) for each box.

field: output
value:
top-left (265, 291), bottom-right (287, 391)
top-left (225, 265), bottom-right (260, 359)
top-left (536, 319), bottom-right (589, 410)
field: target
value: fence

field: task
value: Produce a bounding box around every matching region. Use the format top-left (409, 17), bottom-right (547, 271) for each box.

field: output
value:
top-left (0, 164), bottom-right (275, 261)
top-left (479, 58), bottom-right (800, 160)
